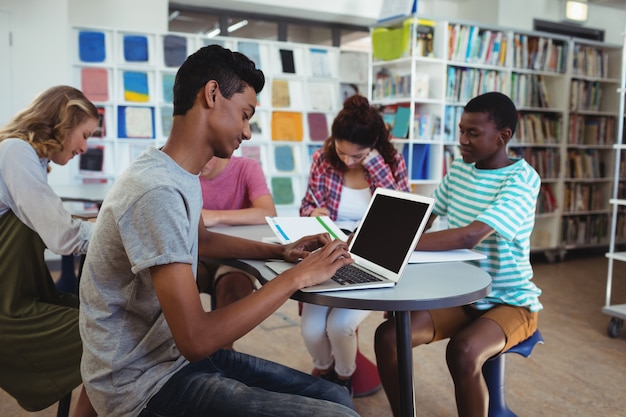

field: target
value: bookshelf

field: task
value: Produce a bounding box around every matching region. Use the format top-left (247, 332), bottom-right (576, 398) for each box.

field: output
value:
top-left (369, 16), bottom-right (622, 255)
top-left (561, 39), bottom-right (621, 252)
top-left (70, 27), bottom-right (345, 214)
top-left (603, 29), bottom-right (626, 338)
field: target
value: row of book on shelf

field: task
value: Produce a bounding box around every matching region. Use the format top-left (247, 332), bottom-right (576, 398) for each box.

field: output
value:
top-left (508, 147), bottom-right (560, 179)
top-left (568, 115), bottom-right (616, 145)
top-left (571, 43), bottom-right (611, 78)
top-left (383, 107), bottom-right (571, 146)
top-left (563, 182), bottom-right (605, 213)
top-left (570, 80), bottom-right (603, 112)
top-left (566, 149), bottom-right (607, 179)
top-left (373, 69), bottom-right (430, 100)
top-left (511, 34), bottom-right (568, 73)
top-left (562, 214), bottom-right (609, 246)
top-left (381, 104), bottom-right (441, 141)
top-left (511, 73), bottom-right (551, 108)
top-left (447, 24), bottom-right (506, 66)
top-left (445, 66), bottom-right (507, 103)
top-left (374, 19), bottom-right (611, 78)
top-left (447, 25), bottom-right (570, 73)
top-left (515, 112), bottom-right (561, 144)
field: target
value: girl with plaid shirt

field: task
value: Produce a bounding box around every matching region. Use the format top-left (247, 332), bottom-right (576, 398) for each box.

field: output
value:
top-left (299, 94), bottom-right (410, 396)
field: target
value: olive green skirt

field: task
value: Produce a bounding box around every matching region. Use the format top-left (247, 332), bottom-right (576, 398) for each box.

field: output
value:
top-left (0, 211), bottom-right (82, 411)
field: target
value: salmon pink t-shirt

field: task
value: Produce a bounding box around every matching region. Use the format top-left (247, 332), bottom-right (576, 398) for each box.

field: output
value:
top-left (200, 157), bottom-right (270, 210)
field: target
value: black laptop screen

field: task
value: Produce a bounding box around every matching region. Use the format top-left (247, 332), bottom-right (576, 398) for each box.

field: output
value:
top-left (350, 194), bottom-right (430, 273)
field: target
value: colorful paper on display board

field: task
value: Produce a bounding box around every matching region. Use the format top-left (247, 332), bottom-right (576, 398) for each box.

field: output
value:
top-left (123, 72), bottom-right (149, 102)
top-left (81, 68), bottom-right (109, 102)
top-left (279, 49), bottom-right (295, 73)
top-left (271, 177), bottom-right (295, 205)
top-left (118, 106), bottom-right (155, 139)
top-left (307, 113), bottom-right (328, 141)
top-left (161, 110), bottom-right (173, 137)
top-left (241, 145), bottom-right (262, 164)
top-left (78, 31), bottom-right (106, 63)
top-left (238, 41), bottom-right (262, 70)
top-left (163, 35), bottom-right (187, 67)
top-left (161, 74), bottom-right (175, 103)
top-left (123, 35), bottom-right (149, 62)
top-left (274, 145), bottom-right (295, 172)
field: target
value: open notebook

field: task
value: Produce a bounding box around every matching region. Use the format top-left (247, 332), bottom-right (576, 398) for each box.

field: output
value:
top-left (266, 188), bottom-right (434, 292)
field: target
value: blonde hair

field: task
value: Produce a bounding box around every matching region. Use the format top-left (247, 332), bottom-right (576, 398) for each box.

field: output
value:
top-left (0, 85), bottom-right (99, 158)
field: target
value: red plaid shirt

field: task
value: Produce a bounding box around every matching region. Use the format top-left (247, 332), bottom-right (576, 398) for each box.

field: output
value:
top-left (300, 148), bottom-right (410, 220)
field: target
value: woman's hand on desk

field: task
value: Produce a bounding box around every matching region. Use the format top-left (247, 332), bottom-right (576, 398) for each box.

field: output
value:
top-left (286, 239), bottom-right (353, 289)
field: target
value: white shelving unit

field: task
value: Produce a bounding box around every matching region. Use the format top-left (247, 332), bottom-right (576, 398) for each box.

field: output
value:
top-left (603, 29), bottom-right (626, 338)
top-left (70, 27), bottom-right (345, 214)
top-left (369, 15), bottom-right (622, 255)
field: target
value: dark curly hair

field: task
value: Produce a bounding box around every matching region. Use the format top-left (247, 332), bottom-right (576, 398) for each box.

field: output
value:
top-left (323, 94), bottom-right (400, 178)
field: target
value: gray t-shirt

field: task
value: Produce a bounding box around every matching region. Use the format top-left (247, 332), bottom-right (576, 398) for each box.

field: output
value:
top-left (79, 147), bottom-right (202, 416)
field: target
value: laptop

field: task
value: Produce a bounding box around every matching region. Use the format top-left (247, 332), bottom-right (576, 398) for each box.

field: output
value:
top-left (265, 188), bottom-right (435, 292)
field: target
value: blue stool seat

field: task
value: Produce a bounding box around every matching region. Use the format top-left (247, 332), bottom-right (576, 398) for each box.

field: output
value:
top-left (483, 329), bottom-right (544, 417)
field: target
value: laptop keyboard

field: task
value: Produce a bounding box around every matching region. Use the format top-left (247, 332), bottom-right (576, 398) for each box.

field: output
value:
top-left (332, 265), bottom-right (384, 285)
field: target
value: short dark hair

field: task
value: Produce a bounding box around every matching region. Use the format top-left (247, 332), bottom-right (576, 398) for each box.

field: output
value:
top-left (464, 92), bottom-right (518, 135)
top-left (172, 44), bottom-right (265, 116)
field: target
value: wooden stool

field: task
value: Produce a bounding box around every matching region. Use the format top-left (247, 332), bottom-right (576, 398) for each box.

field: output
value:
top-left (483, 329), bottom-right (544, 417)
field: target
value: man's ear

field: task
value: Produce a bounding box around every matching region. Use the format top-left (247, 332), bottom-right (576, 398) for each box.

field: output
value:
top-left (203, 80), bottom-right (219, 108)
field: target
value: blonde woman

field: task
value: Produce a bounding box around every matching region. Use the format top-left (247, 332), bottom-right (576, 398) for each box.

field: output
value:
top-left (0, 86), bottom-right (98, 416)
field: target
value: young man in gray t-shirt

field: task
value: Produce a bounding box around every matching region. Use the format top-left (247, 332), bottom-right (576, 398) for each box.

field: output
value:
top-left (79, 44), bottom-right (358, 417)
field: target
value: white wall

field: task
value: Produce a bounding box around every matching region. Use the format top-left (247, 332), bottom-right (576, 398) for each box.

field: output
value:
top-left (0, 0), bottom-right (167, 125)
top-left (68, 0), bottom-right (168, 32)
top-left (0, 0), bottom-right (70, 122)
top-left (0, 11), bottom-right (12, 126)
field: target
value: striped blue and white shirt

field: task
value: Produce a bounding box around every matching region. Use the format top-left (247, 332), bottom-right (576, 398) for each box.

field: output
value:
top-left (433, 158), bottom-right (543, 312)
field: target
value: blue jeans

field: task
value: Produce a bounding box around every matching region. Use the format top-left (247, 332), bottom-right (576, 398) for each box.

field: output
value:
top-left (138, 349), bottom-right (359, 417)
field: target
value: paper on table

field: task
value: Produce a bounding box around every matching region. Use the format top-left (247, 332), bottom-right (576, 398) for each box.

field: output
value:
top-left (265, 216), bottom-right (348, 244)
top-left (409, 249), bottom-right (486, 264)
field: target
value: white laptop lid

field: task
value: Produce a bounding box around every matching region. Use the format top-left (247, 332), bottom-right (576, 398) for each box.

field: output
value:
top-left (345, 188), bottom-right (434, 283)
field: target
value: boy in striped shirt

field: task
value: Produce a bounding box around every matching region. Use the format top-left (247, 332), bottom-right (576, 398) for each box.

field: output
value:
top-left (374, 91), bottom-right (542, 417)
